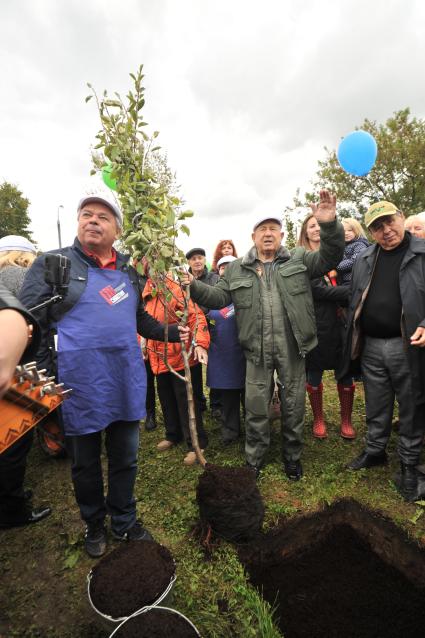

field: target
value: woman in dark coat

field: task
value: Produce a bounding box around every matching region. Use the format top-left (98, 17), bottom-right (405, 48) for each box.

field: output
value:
top-left (206, 256), bottom-right (246, 445)
top-left (298, 214), bottom-right (355, 439)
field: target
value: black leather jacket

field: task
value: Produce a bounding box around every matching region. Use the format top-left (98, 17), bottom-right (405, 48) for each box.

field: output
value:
top-left (339, 232), bottom-right (425, 403)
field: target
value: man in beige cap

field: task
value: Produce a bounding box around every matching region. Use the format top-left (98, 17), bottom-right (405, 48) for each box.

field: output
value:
top-left (181, 190), bottom-right (344, 480)
top-left (341, 201), bottom-right (425, 501)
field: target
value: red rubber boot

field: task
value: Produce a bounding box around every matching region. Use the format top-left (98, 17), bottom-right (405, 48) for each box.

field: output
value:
top-left (337, 383), bottom-right (356, 439)
top-left (306, 383), bottom-right (327, 438)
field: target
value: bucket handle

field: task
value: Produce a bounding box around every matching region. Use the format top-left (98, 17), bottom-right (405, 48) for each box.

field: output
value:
top-left (108, 603), bottom-right (201, 638)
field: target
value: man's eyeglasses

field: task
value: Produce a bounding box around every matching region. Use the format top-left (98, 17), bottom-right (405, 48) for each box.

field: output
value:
top-left (369, 214), bottom-right (400, 233)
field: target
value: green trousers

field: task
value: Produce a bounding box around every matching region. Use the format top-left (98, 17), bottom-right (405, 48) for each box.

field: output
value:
top-left (244, 356), bottom-right (306, 467)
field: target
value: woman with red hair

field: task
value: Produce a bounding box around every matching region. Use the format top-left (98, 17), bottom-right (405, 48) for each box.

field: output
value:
top-left (211, 240), bottom-right (238, 272)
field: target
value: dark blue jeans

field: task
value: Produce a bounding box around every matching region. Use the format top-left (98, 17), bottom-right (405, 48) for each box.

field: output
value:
top-left (66, 420), bottom-right (139, 535)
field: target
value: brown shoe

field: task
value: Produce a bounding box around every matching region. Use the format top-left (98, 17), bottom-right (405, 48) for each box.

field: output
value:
top-left (183, 450), bottom-right (204, 466)
top-left (157, 440), bottom-right (174, 451)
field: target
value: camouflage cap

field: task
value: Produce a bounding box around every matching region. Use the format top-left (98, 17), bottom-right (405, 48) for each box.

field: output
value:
top-left (364, 201), bottom-right (399, 228)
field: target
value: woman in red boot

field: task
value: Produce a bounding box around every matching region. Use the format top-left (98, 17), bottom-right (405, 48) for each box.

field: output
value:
top-left (297, 214), bottom-right (356, 439)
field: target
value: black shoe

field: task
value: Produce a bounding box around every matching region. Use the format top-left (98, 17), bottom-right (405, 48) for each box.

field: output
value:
top-left (246, 462), bottom-right (261, 479)
top-left (144, 412), bottom-right (157, 432)
top-left (283, 460), bottom-right (303, 481)
top-left (399, 463), bottom-right (418, 502)
top-left (112, 520), bottom-right (153, 542)
top-left (347, 450), bottom-right (388, 471)
top-left (84, 521), bottom-right (107, 558)
top-left (0, 505), bottom-right (52, 529)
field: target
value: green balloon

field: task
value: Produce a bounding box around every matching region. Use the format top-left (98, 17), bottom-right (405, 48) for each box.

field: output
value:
top-left (102, 164), bottom-right (117, 191)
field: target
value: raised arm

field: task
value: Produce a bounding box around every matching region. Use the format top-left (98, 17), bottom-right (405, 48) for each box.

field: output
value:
top-left (303, 190), bottom-right (345, 278)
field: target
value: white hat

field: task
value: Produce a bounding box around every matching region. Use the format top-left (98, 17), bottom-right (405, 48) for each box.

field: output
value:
top-left (0, 235), bottom-right (37, 253)
top-left (253, 216), bottom-right (282, 231)
top-left (217, 255), bottom-right (237, 268)
top-left (78, 181), bottom-right (123, 229)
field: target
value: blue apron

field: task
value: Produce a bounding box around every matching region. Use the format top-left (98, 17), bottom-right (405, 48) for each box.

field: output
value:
top-left (56, 267), bottom-right (147, 435)
top-left (206, 304), bottom-right (246, 389)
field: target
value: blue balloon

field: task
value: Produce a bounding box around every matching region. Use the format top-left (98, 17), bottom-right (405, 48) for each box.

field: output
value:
top-left (337, 130), bottom-right (377, 177)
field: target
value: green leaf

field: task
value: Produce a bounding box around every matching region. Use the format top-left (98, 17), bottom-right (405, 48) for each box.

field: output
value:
top-left (408, 508), bottom-right (424, 524)
top-left (85, 95), bottom-right (93, 103)
top-left (180, 224), bottom-right (190, 235)
top-left (63, 549), bottom-right (80, 569)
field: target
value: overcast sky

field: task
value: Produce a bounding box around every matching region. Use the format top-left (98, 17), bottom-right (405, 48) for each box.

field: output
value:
top-left (1, 0), bottom-right (425, 258)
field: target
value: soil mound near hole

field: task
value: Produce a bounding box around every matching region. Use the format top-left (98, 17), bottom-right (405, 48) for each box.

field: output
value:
top-left (89, 540), bottom-right (175, 619)
top-left (196, 464), bottom-right (264, 542)
top-left (239, 499), bottom-right (425, 638)
top-left (114, 608), bottom-right (199, 637)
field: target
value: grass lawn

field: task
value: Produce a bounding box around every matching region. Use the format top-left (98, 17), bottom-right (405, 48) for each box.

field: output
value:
top-left (1, 375), bottom-right (424, 637)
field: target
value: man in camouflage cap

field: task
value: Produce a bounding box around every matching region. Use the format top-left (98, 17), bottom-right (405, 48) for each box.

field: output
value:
top-left (341, 200), bottom-right (425, 501)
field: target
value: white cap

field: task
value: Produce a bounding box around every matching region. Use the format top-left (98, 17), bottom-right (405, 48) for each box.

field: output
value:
top-left (217, 255), bottom-right (237, 268)
top-left (253, 216), bottom-right (282, 231)
top-left (78, 180), bottom-right (123, 228)
top-left (0, 235), bottom-right (37, 253)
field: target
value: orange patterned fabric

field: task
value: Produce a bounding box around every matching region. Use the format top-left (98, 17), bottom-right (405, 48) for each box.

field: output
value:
top-left (142, 277), bottom-right (210, 375)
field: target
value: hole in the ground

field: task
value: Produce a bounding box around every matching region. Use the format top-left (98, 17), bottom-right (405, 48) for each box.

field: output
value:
top-left (239, 499), bottom-right (425, 638)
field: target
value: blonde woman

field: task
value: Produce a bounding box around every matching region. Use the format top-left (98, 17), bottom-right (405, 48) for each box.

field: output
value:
top-left (0, 235), bottom-right (37, 296)
top-left (336, 218), bottom-right (369, 285)
top-left (404, 215), bottom-right (425, 239)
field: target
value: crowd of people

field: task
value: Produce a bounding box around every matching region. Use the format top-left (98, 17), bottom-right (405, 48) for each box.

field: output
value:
top-left (1, 185), bottom-right (425, 558)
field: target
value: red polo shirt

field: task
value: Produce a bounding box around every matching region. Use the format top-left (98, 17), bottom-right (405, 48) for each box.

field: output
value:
top-left (83, 247), bottom-right (117, 270)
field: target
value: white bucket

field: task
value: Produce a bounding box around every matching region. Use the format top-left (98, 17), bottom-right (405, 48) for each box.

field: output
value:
top-left (108, 605), bottom-right (201, 637)
top-left (87, 568), bottom-right (176, 631)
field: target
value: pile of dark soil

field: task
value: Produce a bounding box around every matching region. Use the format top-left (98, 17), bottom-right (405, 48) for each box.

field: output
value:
top-left (113, 608), bottom-right (199, 638)
top-left (240, 500), bottom-right (425, 638)
top-left (196, 464), bottom-right (264, 542)
top-left (89, 541), bottom-right (175, 619)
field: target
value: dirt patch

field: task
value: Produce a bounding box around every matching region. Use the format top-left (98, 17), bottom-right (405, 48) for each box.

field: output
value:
top-left (196, 464), bottom-right (264, 542)
top-left (113, 608), bottom-right (199, 637)
top-left (89, 541), bottom-right (175, 619)
top-left (239, 499), bottom-right (425, 638)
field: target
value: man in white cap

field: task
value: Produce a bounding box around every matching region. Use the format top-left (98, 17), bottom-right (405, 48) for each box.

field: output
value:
top-left (20, 183), bottom-right (189, 557)
top-left (181, 190), bottom-right (344, 480)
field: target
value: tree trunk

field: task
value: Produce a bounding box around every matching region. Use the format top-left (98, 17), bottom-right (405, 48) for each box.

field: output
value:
top-left (181, 285), bottom-right (206, 467)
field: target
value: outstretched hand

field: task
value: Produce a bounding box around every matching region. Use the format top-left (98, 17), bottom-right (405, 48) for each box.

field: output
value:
top-left (179, 269), bottom-right (193, 287)
top-left (310, 189), bottom-right (337, 223)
